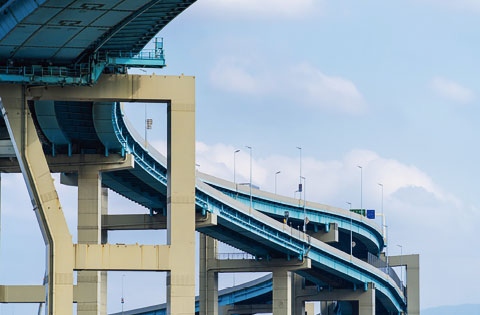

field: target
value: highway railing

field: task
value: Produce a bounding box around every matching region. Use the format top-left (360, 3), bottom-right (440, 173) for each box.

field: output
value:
top-left (368, 252), bottom-right (405, 295)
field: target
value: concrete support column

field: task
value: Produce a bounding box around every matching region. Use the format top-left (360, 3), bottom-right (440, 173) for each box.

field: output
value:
top-left (100, 188), bottom-right (108, 315)
top-left (77, 167), bottom-right (106, 315)
top-left (305, 302), bottom-right (315, 315)
top-left (359, 283), bottom-right (375, 315)
top-left (273, 269), bottom-right (292, 315)
top-left (0, 85), bottom-right (74, 315)
top-left (389, 254), bottom-right (420, 315)
top-left (167, 99), bottom-right (196, 315)
top-left (199, 234), bottom-right (218, 315)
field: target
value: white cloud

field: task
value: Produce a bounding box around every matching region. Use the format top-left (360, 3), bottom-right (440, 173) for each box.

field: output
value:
top-left (210, 59), bottom-right (366, 114)
top-left (292, 63), bottom-right (366, 114)
top-left (209, 58), bottom-right (271, 95)
top-left (198, 0), bottom-right (320, 19)
top-left (431, 76), bottom-right (475, 104)
top-left (192, 141), bottom-right (480, 308)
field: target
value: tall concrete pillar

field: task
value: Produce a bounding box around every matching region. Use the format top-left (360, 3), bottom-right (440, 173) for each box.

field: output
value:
top-left (77, 167), bottom-right (106, 315)
top-left (0, 85), bottom-right (74, 314)
top-left (273, 269), bottom-right (292, 315)
top-left (359, 283), bottom-right (375, 315)
top-left (167, 100), bottom-right (196, 315)
top-left (199, 234), bottom-right (218, 315)
top-left (100, 188), bottom-right (108, 315)
top-left (305, 302), bottom-right (315, 315)
top-left (389, 254), bottom-right (419, 315)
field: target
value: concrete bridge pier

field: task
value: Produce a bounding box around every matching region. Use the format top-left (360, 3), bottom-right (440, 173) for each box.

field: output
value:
top-left (199, 234), bottom-right (311, 315)
top-left (295, 282), bottom-right (376, 315)
top-left (199, 234), bottom-right (218, 315)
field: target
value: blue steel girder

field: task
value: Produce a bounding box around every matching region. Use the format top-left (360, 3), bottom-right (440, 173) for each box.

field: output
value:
top-left (28, 100), bottom-right (406, 313)
top-left (0, 0), bottom-right (195, 85)
top-left (207, 183), bottom-right (384, 255)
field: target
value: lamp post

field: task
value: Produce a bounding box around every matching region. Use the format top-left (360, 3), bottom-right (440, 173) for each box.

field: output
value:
top-left (397, 244), bottom-right (403, 285)
top-left (357, 166), bottom-right (363, 211)
top-left (301, 176), bottom-right (306, 233)
top-left (234, 149), bottom-right (240, 198)
top-left (275, 171), bottom-right (281, 196)
top-left (246, 146), bottom-right (252, 210)
top-left (297, 146), bottom-right (302, 197)
top-left (347, 201), bottom-right (352, 256)
top-left (378, 183), bottom-right (386, 244)
top-left (121, 274), bottom-right (125, 314)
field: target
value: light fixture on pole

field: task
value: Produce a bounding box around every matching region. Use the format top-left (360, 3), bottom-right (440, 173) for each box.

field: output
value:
top-left (397, 244), bottom-right (403, 285)
top-left (347, 201), bottom-right (352, 256)
top-left (378, 183), bottom-right (386, 245)
top-left (234, 149), bottom-right (240, 198)
top-left (301, 176), bottom-right (307, 233)
top-left (357, 165), bottom-right (363, 211)
top-left (245, 146), bottom-right (253, 211)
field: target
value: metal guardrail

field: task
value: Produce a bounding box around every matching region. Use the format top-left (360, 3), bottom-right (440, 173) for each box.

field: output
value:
top-left (217, 252), bottom-right (255, 260)
top-left (368, 252), bottom-right (405, 295)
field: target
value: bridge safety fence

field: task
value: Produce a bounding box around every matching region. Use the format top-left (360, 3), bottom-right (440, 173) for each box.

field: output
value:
top-left (368, 252), bottom-right (406, 295)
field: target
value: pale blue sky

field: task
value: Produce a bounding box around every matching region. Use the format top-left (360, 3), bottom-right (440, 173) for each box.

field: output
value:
top-left (0, 1), bottom-right (478, 314)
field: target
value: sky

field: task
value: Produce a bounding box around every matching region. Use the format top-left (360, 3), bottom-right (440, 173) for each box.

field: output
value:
top-left (0, 0), bottom-right (479, 314)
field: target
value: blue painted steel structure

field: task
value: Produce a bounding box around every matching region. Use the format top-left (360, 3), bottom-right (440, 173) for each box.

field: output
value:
top-left (26, 101), bottom-right (406, 313)
top-left (0, 0), bottom-right (194, 85)
top-left (0, 1), bottom-right (408, 313)
top-left (111, 275), bottom-right (273, 315)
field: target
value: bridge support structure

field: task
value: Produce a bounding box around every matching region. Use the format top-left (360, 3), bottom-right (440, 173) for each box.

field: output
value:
top-left (199, 234), bottom-right (311, 315)
top-left (294, 281), bottom-right (376, 315)
top-left (0, 74), bottom-right (197, 315)
top-left (389, 254), bottom-right (420, 315)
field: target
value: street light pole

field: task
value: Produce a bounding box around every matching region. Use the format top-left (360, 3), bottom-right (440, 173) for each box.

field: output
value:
top-left (297, 146), bottom-right (302, 198)
top-left (357, 166), bottom-right (363, 211)
top-left (347, 202), bottom-right (352, 256)
top-left (275, 171), bottom-right (281, 196)
top-left (234, 149), bottom-right (240, 198)
top-left (246, 146), bottom-right (253, 211)
top-left (121, 274), bottom-right (125, 314)
top-left (378, 183), bottom-right (386, 244)
top-left (301, 176), bottom-right (306, 233)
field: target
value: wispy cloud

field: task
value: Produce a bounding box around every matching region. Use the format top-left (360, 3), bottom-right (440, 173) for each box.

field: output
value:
top-left (430, 76), bottom-right (475, 104)
top-left (198, 0), bottom-right (321, 19)
top-left (291, 63), bottom-right (366, 114)
top-left (210, 58), bottom-right (366, 115)
top-left (186, 140), bottom-right (479, 307)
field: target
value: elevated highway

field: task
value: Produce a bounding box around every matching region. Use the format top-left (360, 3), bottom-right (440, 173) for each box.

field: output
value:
top-left (0, 1), bottom-right (417, 314)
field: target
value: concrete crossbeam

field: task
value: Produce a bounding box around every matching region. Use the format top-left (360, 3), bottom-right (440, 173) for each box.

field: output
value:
top-left (0, 285), bottom-right (45, 303)
top-left (74, 244), bottom-right (171, 271)
top-left (309, 223), bottom-right (338, 243)
top-left (102, 213), bottom-right (217, 230)
top-left (208, 258), bottom-right (311, 273)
